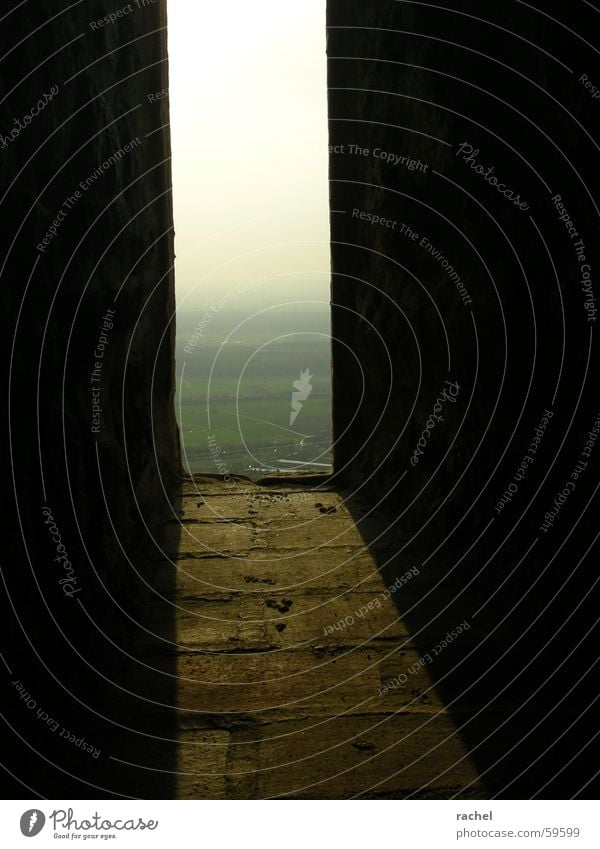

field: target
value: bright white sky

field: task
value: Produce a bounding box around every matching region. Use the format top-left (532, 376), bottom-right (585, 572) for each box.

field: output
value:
top-left (167, 0), bottom-right (330, 309)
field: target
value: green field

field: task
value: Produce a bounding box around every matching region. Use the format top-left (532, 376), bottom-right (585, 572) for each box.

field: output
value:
top-left (175, 306), bottom-right (333, 478)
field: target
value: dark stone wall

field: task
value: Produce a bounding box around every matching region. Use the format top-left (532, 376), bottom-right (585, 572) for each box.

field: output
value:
top-left (328, 1), bottom-right (600, 796)
top-left (1, 2), bottom-right (179, 796)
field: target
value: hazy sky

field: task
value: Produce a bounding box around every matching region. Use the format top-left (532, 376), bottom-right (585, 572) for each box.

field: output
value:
top-left (167, 0), bottom-right (330, 310)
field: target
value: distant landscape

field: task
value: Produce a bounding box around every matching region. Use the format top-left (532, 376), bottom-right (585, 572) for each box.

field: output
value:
top-left (175, 302), bottom-right (333, 479)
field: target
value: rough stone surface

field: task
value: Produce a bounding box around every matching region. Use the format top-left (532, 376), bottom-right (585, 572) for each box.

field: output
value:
top-left (132, 476), bottom-right (486, 799)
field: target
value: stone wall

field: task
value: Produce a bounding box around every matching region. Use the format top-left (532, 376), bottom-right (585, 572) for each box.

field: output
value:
top-left (1, 1), bottom-right (179, 796)
top-left (328, 0), bottom-right (600, 796)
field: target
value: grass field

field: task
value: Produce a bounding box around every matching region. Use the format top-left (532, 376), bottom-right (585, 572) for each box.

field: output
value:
top-left (175, 306), bottom-right (333, 478)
